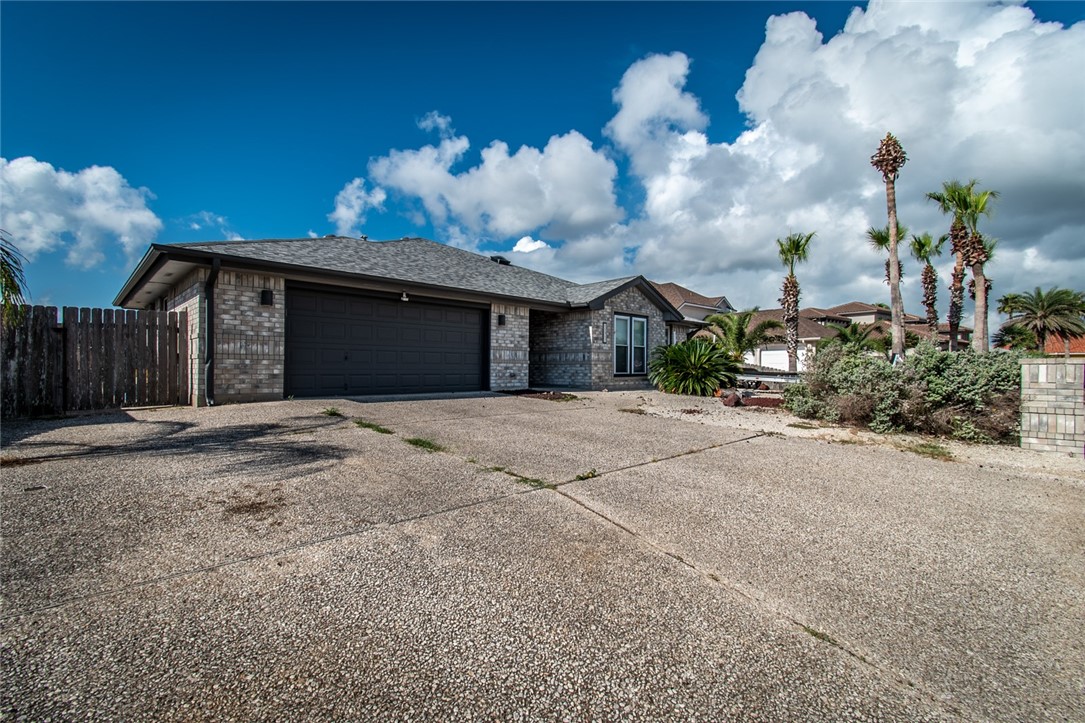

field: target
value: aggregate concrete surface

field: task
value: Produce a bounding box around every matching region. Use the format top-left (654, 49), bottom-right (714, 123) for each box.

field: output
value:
top-left (1, 393), bottom-right (1082, 721)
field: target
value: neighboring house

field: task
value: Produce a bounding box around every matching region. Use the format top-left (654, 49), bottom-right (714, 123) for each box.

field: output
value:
top-left (114, 236), bottom-right (683, 405)
top-left (1045, 334), bottom-right (1085, 357)
top-left (823, 301), bottom-right (971, 349)
top-left (719, 308), bottom-right (841, 372)
top-left (649, 281), bottom-right (735, 344)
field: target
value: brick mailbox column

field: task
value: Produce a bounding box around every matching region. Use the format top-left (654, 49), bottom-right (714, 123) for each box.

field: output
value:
top-left (1020, 359), bottom-right (1084, 458)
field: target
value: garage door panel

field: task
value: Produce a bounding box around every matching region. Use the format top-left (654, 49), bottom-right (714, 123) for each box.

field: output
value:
top-left (286, 288), bottom-right (486, 397)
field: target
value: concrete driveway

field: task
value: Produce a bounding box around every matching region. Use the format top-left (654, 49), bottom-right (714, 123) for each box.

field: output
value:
top-left (1, 393), bottom-right (1082, 721)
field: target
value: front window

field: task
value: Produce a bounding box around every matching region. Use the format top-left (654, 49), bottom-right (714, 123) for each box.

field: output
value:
top-left (614, 314), bottom-right (647, 375)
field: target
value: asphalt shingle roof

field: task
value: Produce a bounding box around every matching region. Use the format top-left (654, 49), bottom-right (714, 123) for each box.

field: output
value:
top-left (165, 236), bottom-right (642, 308)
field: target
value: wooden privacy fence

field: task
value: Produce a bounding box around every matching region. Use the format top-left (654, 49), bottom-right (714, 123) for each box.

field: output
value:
top-left (1, 306), bottom-right (189, 418)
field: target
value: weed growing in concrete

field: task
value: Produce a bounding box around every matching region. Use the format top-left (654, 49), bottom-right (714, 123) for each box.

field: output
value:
top-left (787, 422), bottom-right (818, 430)
top-left (800, 625), bottom-right (839, 646)
top-left (406, 437), bottom-right (446, 452)
top-left (575, 469), bottom-right (599, 480)
top-left (354, 419), bottom-right (393, 434)
top-left (321, 407), bottom-right (343, 417)
top-left (901, 441), bottom-right (954, 461)
top-left (619, 407), bottom-right (646, 414)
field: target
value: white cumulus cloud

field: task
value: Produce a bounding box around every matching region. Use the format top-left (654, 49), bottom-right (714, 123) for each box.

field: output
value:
top-left (512, 236), bottom-right (550, 253)
top-left (328, 177), bottom-right (387, 237)
top-left (0, 156), bottom-right (163, 268)
top-left (364, 121), bottom-right (623, 242)
top-left (331, 2), bottom-right (1085, 317)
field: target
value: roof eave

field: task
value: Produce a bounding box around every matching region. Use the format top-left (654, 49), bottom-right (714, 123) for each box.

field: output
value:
top-left (116, 244), bottom-right (577, 311)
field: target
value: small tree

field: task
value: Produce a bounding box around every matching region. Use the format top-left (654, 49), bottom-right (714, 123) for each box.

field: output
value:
top-left (910, 232), bottom-right (946, 340)
top-left (777, 232), bottom-right (815, 373)
top-left (870, 133), bottom-right (908, 360)
top-left (702, 309), bottom-right (783, 363)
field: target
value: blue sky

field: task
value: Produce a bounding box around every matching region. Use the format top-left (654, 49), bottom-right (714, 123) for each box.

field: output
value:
top-left (2, 1), bottom-right (1083, 317)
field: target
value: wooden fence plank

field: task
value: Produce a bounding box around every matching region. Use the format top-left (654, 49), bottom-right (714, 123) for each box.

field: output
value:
top-left (121, 310), bottom-right (135, 406)
top-left (132, 310), bottom-right (145, 406)
top-left (45, 307), bottom-right (63, 413)
top-left (88, 308), bottom-right (102, 409)
top-left (166, 312), bottom-right (178, 404)
top-left (62, 307), bottom-right (77, 410)
top-left (77, 308), bottom-right (92, 410)
top-left (156, 311), bottom-right (169, 403)
top-left (24, 307), bottom-right (41, 415)
top-left (178, 311), bottom-right (189, 406)
top-left (101, 309), bottom-right (115, 407)
top-left (146, 311), bottom-right (158, 405)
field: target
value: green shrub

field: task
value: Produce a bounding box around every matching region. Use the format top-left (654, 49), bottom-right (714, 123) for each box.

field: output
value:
top-left (648, 339), bottom-right (740, 397)
top-left (783, 341), bottom-right (1023, 443)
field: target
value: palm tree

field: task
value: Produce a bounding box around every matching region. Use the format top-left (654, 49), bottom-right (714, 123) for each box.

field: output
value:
top-left (703, 309), bottom-right (783, 363)
top-left (777, 231), bottom-right (815, 373)
top-left (997, 292), bottom-right (1024, 319)
top-left (865, 224), bottom-right (909, 287)
top-left (818, 322), bottom-right (878, 351)
top-left (870, 133), bottom-right (908, 360)
top-left (991, 323), bottom-right (1038, 352)
top-left (926, 179), bottom-right (999, 352)
top-left (1000, 286), bottom-right (1085, 358)
top-left (910, 232), bottom-right (946, 339)
top-left (1, 230), bottom-right (28, 325)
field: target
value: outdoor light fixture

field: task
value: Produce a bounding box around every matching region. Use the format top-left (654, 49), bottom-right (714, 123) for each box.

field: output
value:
top-left (260, 289), bottom-right (274, 306)
top-left (497, 314), bottom-right (506, 326)
top-left (401, 291), bottom-right (409, 302)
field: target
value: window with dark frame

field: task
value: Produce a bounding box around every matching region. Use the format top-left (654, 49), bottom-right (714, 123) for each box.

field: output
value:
top-left (614, 314), bottom-right (647, 375)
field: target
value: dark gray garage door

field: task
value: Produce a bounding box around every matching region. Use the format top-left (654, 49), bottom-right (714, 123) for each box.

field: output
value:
top-left (285, 287), bottom-right (486, 397)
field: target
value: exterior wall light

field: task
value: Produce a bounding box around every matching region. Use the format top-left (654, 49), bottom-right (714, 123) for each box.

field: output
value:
top-left (497, 314), bottom-right (506, 326)
top-left (401, 291), bottom-right (409, 302)
top-left (260, 289), bottom-right (274, 306)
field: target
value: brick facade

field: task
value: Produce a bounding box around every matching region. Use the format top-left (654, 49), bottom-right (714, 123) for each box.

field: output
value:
top-left (529, 309), bottom-right (593, 388)
top-left (166, 269), bottom-right (285, 406)
top-left (214, 271), bottom-right (285, 403)
top-left (529, 286), bottom-right (665, 391)
top-left (590, 286), bottom-right (666, 390)
top-left (489, 303), bottom-right (530, 391)
top-left (163, 270), bottom-right (669, 401)
top-left (1020, 359), bottom-right (1084, 458)
top-left (166, 269), bottom-right (207, 406)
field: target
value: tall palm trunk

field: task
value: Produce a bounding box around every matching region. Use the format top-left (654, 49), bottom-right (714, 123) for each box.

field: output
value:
top-left (966, 232), bottom-right (991, 352)
top-left (780, 274), bottom-right (800, 373)
top-left (946, 219), bottom-right (967, 352)
top-left (886, 180), bottom-right (906, 359)
top-left (971, 261), bottom-right (988, 352)
top-left (921, 263), bottom-right (939, 338)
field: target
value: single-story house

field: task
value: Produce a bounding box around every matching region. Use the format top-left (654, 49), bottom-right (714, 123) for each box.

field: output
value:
top-left (114, 236), bottom-right (683, 405)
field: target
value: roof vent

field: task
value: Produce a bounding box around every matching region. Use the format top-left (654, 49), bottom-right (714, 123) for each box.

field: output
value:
top-left (489, 255), bottom-right (511, 266)
top-left (324, 234), bottom-right (336, 238)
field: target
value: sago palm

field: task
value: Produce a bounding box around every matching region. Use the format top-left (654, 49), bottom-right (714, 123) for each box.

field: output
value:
top-left (910, 232), bottom-right (946, 339)
top-left (870, 133), bottom-right (908, 359)
top-left (648, 339), bottom-right (741, 396)
top-left (703, 309), bottom-right (783, 363)
top-left (1000, 286), bottom-right (1085, 358)
top-left (777, 231), bottom-right (815, 373)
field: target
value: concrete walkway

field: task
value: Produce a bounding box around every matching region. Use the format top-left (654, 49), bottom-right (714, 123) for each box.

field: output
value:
top-left (2, 395), bottom-right (1082, 720)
